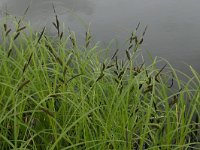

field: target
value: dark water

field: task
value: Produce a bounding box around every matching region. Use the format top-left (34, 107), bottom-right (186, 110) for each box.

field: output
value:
top-left (1, 0), bottom-right (200, 72)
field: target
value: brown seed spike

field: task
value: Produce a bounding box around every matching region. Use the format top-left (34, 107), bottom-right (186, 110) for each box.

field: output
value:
top-left (14, 32), bottom-right (20, 40)
top-left (102, 63), bottom-right (106, 71)
top-left (139, 62), bottom-right (144, 72)
top-left (114, 78), bottom-right (119, 84)
top-left (136, 22), bottom-right (140, 31)
top-left (6, 29), bottom-right (11, 36)
top-left (155, 64), bottom-right (167, 83)
top-left (169, 89), bottom-right (181, 107)
top-left (22, 64), bottom-right (27, 74)
top-left (118, 70), bottom-right (125, 79)
top-left (66, 74), bottom-right (82, 84)
top-left (52, 22), bottom-right (57, 29)
top-left (128, 44), bottom-right (133, 50)
top-left (134, 36), bottom-right (138, 44)
top-left (56, 15), bottom-right (59, 28)
top-left (37, 27), bottom-right (46, 44)
top-left (17, 19), bottom-right (21, 27)
top-left (52, 3), bottom-right (56, 14)
top-left (126, 49), bottom-right (131, 61)
top-left (56, 15), bottom-right (60, 35)
top-left (139, 37), bottom-right (144, 45)
top-left (106, 64), bottom-right (114, 69)
top-left (17, 26), bottom-right (26, 32)
top-left (16, 80), bottom-right (30, 93)
top-left (142, 25), bottom-right (148, 36)
top-left (27, 53), bottom-right (33, 65)
top-left (60, 32), bottom-right (63, 40)
top-left (114, 71), bottom-right (118, 76)
top-left (85, 31), bottom-right (91, 48)
top-left (3, 24), bottom-right (7, 31)
top-left (7, 49), bottom-right (12, 58)
top-left (111, 49), bottom-right (119, 60)
top-left (115, 56), bottom-right (119, 70)
top-left (130, 32), bottom-right (134, 43)
top-left (96, 73), bottom-right (104, 82)
top-left (168, 78), bottom-right (174, 88)
top-left (23, 5), bottom-right (30, 16)
top-left (69, 36), bottom-right (76, 48)
top-left (86, 31), bottom-right (88, 39)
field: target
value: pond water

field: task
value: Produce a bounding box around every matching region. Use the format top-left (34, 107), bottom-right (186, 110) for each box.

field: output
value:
top-left (1, 0), bottom-right (200, 72)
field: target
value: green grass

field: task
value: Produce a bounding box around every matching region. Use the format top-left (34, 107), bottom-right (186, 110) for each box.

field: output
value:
top-left (0, 17), bottom-right (199, 150)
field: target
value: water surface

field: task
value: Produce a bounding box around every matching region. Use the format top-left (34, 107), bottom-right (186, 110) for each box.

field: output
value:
top-left (1, 0), bottom-right (200, 72)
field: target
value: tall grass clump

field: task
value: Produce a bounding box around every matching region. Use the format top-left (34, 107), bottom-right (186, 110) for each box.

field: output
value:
top-left (0, 15), bottom-right (199, 150)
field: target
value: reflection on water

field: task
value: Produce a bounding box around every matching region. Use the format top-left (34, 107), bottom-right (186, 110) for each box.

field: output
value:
top-left (0, 0), bottom-right (94, 15)
top-left (0, 0), bottom-right (94, 27)
top-left (0, 0), bottom-right (200, 72)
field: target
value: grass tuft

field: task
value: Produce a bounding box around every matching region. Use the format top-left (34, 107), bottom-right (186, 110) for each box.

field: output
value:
top-left (0, 16), bottom-right (199, 149)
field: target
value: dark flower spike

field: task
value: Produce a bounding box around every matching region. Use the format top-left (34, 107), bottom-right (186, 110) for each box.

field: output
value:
top-left (66, 74), bottom-right (82, 84)
top-left (114, 78), bottom-right (119, 84)
top-left (118, 70), bottom-right (125, 79)
top-left (16, 80), bottom-right (30, 93)
top-left (22, 64), bottom-right (27, 74)
top-left (134, 36), bottom-right (138, 44)
top-left (102, 63), bottom-right (106, 71)
top-left (130, 32), bottom-right (134, 43)
top-left (155, 64), bottom-right (167, 83)
top-left (7, 49), bottom-right (12, 58)
top-left (37, 27), bottom-right (46, 44)
top-left (96, 73), bottom-right (104, 82)
top-left (27, 52), bottom-right (33, 66)
top-left (139, 37), bottom-right (144, 45)
top-left (3, 24), bottom-right (7, 31)
top-left (45, 44), bottom-right (63, 66)
top-left (17, 26), bottom-right (26, 32)
top-left (139, 62), bottom-right (145, 72)
top-left (52, 22), bottom-right (57, 29)
top-left (106, 64), bottom-right (114, 69)
top-left (52, 3), bottom-right (60, 36)
top-left (128, 44), bottom-right (133, 50)
top-left (168, 78), bottom-right (174, 88)
top-left (17, 19), bottom-right (21, 28)
top-left (142, 25), bottom-right (148, 36)
top-left (22, 53), bottom-right (33, 74)
top-left (136, 22), bottom-right (140, 31)
top-left (115, 56), bottom-right (119, 70)
top-left (23, 4), bottom-right (30, 16)
top-left (114, 70), bottom-right (118, 76)
top-left (14, 32), bottom-right (20, 40)
top-left (60, 32), bottom-right (63, 40)
top-left (56, 16), bottom-right (59, 32)
top-left (169, 88), bottom-right (182, 106)
top-left (168, 72), bottom-right (174, 88)
top-left (111, 49), bottom-right (119, 60)
top-left (6, 29), bottom-right (11, 36)
top-left (126, 49), bottom-right (131, 61)
top-left (85, 30), bottom-right (91, 48)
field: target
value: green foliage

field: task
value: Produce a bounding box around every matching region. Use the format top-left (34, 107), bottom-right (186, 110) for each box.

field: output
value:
top-left (0, 18), bottom-right (199, 150)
